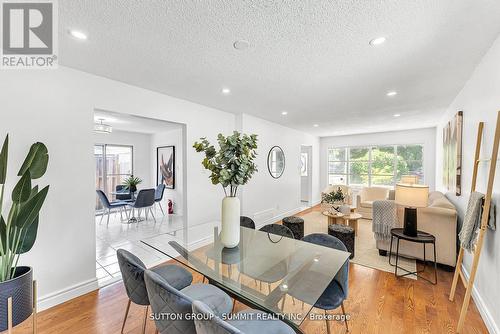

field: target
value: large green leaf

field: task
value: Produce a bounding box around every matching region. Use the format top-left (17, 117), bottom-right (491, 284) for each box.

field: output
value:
top-left (13, 185), bottom-right (49, 229)
top-left (16, 216), bottom-right (38, 254)
top-left (18, 142), bottom-right (48, 179)
top-left (0, 135), bottom-right (8, 184)
top-left (12, 171), bottom-right (31, 203)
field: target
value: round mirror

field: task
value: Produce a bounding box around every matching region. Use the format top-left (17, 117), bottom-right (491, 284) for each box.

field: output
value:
top-left (267, 146), bottom-right (285, 178)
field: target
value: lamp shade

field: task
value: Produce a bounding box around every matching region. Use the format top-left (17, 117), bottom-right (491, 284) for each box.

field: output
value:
top-left (400, 175), bottom-right (418, 185)
top-left (395, 183), bottom-right (429, 208)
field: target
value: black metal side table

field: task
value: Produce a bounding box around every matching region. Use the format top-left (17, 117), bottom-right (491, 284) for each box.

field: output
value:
top-left (389, 228), bottom-right (437, 284)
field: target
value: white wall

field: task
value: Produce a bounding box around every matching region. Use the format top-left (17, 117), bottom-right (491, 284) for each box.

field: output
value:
top-left (0, 66), bottom-right (235, 310)
top-left (94, 129), bottom-right (152, 186)
top-left (151, 128), bottom-right (184, 215)
top-left (436, 34), bottom-right (500, 334)
top-left (238, 114), bottom-right (321, 226)
top-left (320, 127), bottom-right (437, 192)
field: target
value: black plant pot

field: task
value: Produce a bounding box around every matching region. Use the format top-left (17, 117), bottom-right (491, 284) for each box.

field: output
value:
top-left (129, 185), bottom-right (137, 193)
top-left (0, 266), bottom-right (33, 331)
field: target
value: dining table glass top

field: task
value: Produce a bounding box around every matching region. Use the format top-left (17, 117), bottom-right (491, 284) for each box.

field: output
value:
top-left (141, 222), bottom-right (350, 327)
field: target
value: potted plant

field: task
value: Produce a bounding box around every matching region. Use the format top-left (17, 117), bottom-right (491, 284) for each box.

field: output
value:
top-left (0, 134), bottom-right (49, 331)
top-left (194, 132), bottom-right (258, 248)
top-left (122, 175), bottom-right (142, 198)
top-left (321, 187), bottom-right (345, 213)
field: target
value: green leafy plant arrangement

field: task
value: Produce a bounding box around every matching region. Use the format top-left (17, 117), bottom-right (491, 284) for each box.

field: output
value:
top-left (193, 131), bottom-right (258, 197)
top-left (322, 187), bottom-right (345, 204)
top-left (0, 134), bottom-right (49, 282)
top-left (122, 175), bottom-right (142, 192)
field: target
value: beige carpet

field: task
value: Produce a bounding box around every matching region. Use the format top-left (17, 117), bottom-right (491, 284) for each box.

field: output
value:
top-left (301, 211), bottom-right (417, 279)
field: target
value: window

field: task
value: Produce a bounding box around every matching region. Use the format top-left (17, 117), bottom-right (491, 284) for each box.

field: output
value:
top-left (327, 144), bottom-right (424, 188)
top-left (95, 144), bottom-right (133, 211)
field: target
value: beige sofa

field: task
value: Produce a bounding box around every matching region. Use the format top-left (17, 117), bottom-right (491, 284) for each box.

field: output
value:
top-left (376, 191), bottom-right (457, 267)
top-left (356, 187), bottom-right (391, 219)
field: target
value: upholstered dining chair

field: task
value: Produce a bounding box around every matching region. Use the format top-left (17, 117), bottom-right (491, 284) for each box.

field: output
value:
top-left (192, 300), bottom-right (295, 334)
top-left (128, 188), bottom-right (156, 222)
top-left (115, 184), bottom-right (133, 201)
top-left (292, 233), bottom-right (349, 334)
top-left (116, 249), bottom-right (193, 334)
top-left (154, 184), bottom-right (166, 215)
top-left (144, 270), bottom-right (233, 334)
top-left (259, 223), bottom-right (295, 239)
top-left (240, 216), bottom-right (256, 229)
top-left (96, 190), bottom-right (129, 225)
top-left (237, 224), bottom-right (294, 294)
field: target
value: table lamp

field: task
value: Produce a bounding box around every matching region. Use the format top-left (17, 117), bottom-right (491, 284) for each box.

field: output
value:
top-left (400, 175), bottom-right (419, 185)
top-left (395, 183), bottom-right (429, 237)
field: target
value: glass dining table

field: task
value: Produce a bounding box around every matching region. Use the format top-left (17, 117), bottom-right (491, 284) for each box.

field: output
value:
top-left (141, 222), bottom-right (350, 333)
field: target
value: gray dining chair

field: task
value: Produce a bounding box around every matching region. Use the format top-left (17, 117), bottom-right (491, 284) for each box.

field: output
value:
top-left (117, 249), bottom-right (193, 334)
top-left (115, 184), bottom-right (133, 202)
top-left (237, 224), bottom-right (293, 294)
top-left (128, 188), bottom-right (156, 222)
top-left (240, 216), bottom-right (256, 229)
top-left (192, 300), bottom-right (295, 334)
top-left (154, 184), bottom-right (166, 215)
top-left (259, 223), bottom-right (295, 239)
top-left (144, 269), bottom-right (233, 334)
top-left (292, 233), bottom-right (350, 334)
top-left (96, 190), bottom-right (129, 225)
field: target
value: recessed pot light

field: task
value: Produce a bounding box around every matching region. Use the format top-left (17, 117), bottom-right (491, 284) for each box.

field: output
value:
top-left (313, 124), bottom-right (319, 127)
top-left (281, 111), bottom-right (288, 115)
top-left (386, 91), bottom-right (397, 97)
top-left (222, 88), bottom-right (231, 95)
top-left (393, 114), bottom-right (401, 117)
top-left (69, 30), bottom-right (88, 40)
top-left (369, 37), bottom-right (386, 46)
top-left (233, 40), bottom-right (250, 50)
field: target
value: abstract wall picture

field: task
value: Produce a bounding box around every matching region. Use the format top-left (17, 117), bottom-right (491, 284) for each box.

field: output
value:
top-left (442, 111), bottom-right (463, 196)
top-left (157, 146), bottom-right (175, 189)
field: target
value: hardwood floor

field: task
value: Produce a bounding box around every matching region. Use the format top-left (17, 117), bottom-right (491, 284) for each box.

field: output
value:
top-left (7, 206), bottom-right (488, 334)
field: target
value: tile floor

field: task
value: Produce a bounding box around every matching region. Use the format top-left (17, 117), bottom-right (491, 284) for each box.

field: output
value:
top-left (95, 206), bottom-right (185, 286)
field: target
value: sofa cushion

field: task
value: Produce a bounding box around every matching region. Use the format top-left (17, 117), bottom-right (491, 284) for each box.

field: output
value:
top-left (360, 201), bottom-right (373, 208)
top-left (429, 197), bottom-right (456, 210)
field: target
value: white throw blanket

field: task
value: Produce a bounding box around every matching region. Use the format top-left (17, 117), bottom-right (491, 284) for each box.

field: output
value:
top-left (372, 200), bottom-right (397, 241)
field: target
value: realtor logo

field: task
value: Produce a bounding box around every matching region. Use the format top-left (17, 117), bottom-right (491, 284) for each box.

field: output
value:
top-left (1, 0), bottom-right (58, 68)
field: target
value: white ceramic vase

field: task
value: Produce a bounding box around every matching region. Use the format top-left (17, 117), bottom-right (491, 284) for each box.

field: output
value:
top-left (221, 196), bottom-right (240, 248)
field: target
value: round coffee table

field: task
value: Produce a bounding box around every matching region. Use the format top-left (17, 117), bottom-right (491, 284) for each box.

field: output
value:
top-left (322, 210), bottom-right (344, 225)
top-left (322, 211), bottom-right (362, 236)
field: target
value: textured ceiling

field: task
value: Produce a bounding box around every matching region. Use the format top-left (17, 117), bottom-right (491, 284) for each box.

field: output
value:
top-left (60, 1), bottom-right (500, 136)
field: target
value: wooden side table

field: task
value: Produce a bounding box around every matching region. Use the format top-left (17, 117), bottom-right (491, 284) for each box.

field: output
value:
top-left (389, 228), bottom-right (437, 284)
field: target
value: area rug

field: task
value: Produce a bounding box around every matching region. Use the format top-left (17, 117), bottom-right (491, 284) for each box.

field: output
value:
top-left (301, 211), bottom-right (417, 279)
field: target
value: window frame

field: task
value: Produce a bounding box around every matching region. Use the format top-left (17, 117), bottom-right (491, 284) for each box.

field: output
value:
top-left (327, 144), bottom-right (425, 188)
top-left (95, 143), bottom-right (134, 211)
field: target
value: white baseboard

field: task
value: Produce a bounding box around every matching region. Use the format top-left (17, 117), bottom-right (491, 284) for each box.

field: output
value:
top-left (38, 278), bottom-right (99, 311)
top-left (461, 264), bottom-right (499, 334)
top-left (254, 206), bottom-right (305, 229)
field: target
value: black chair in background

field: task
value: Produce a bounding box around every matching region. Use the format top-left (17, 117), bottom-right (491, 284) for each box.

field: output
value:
top-left (128, 189), bottom-right (156, 223)
top-left (96, 190), bottom-right (129, 226)
top-left (259, 223), bottom-right (295, 239)
top-left (115, 184), bottom-right (133, 202)
top-left (154, 183), bottom-right (166, 215)
top-left (240, 216), bottom-right (256, 229)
